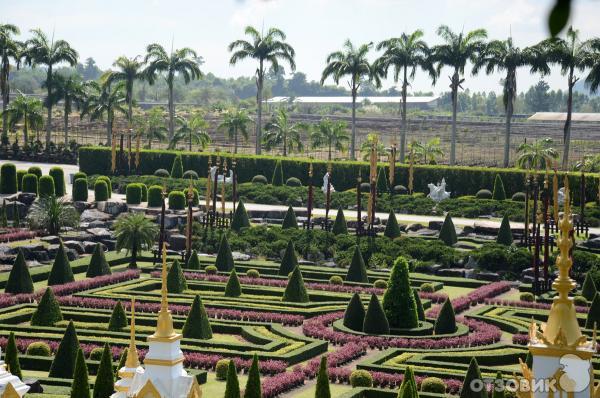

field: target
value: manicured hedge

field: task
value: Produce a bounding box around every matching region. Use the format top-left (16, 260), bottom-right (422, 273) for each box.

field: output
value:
top-left (38, 176), bottom-right (55, 198)
top-left (126, 183), bottom-right (143, 205)
top-left (78, 146), bottom-right (600, 198)
top-left (22, 174), bottom-right (38, 195)
top-left (0, 163), bottom-right (17, 194)
top-left (72, 178), bottom-right (88, 202)
top-left (49, 167), bottom-right (66, 196)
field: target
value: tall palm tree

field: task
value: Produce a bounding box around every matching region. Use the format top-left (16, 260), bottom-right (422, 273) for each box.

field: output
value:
top-left (228, 26), bottom-right (296, 155)
top-left (310, 118), bottom-right (350, 160)
top-left (473, 38), bottom-right (549, 167)
top-left (375, 31), bottom-right (436, 162)
top-left (134, 107), bottom-right (167, 149)
top-left (113, 212), bottom-right (158, 268)
top-left (516, 138), bottom-right (559, 171)
top-left (48, 73), bottom-right (85, 144)
top-left (80, 81), bottom-right (127, 145)
top-left (3, 94), bottom-right (43, 144)
top-left (432, 26), bottom-right (487, 165)
top-left (534, 27), bottom-right (592, 169)
top-left (218, 108), bottom-right (253, 154)
top-left (104, 56), bottom-right (145, 129)
top-left (321, 40), bottom-right (380, 160)
top-left (144, 44), bottom-right (202, 141)
top-left (24, 29), bottom-right (78, 148)
top-left (169, 113), bottom-right (210, 151)
top-left (0, 24), bottom-right (20, 138)
top-left (263, 108), bottom-right (306, 156)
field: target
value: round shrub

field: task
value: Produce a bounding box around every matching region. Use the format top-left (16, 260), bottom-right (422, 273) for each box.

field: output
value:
top-left (126, 183), bottom-right (143, 205)
top-left (252, 175), bottom-right (268, 184)
top-left (421, 377), bottom-right (446, 394)
top-left (154, 169), bottom-right (170, 178)
top-left (26, 342), bottom-right (51, 357)
top-left (360, 182), bottom-right (371, 193)
top-left (246, 269), bottom-right (260, 279)
top-left (22, 174), bottom-right (38, 195)
top-left (182, 170), bottom-right (199, 180)
top-left (512, 192), bottom-right (526, 202)
top-left (38, 176), bottom-right (55, 198)
top-left (205, 265), bottom-right (217, 275)
top-left (89, 347), bottom-right (104, 361)
top-left (329, 275), bottom-right (343, 285)
top-left (285, 177), bottom-right (302, 187)
top-left (0, 163), bottom-right (17, 194)
top-left (95, 176), bottom-right (112, 198)
top-left (147, 185), bottom-right (163, 207)
top-left (72, 172), bottom-right (87, 182)
top-left (215, 359), bottom-right (230, 381)
top-left (520, 292), bottom-right (534, 302)
top-left (183, 188), bottom-right (200, 206)
top-left (393, 185), bottom-right (408, 195)
top-left (420, 282), bottom-right (434, 293)
top-left (49, 167), bottom-right (66, 196)
top-left (168, 191), bottom-right (186, 210)
top-left (350, 370), bottom-right (373, 388)
top-left (17, 170), bottom-right (26, 191)
top-left (27, 166), bottom-right (42, 179)
top-left (574, 295), bottom-right (588, 306)
top-left (374, 279), bottom-right (388, 289)
top-left (94, 180), bottom-right (109, 202)
top-left (72, 178), bottom-right (88, 202)
top-left (475, 189), bottom-right (492, 199)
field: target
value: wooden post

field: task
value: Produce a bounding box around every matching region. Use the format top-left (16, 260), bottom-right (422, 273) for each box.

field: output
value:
top-left (524, 171), bottom-right (530, 249)
top-left (356, 170), bottom-right (362, 236)
top-left (221, 160), bottom-right (227, 215)
top-left (307, 163), bottom-right (313, 228)
top-left (205, 156), bottom-right (212, 212)
top-left (232, 158), bottom-right (237, 213)
top-left (543, 173), bottom-right (550, 291)
top-left (212, 156), bottom-right (219, 221)
top-left (186, 180), bottom-right (194, 262)
top-left (325, 163), bottom-right (332, 230)
top-left (580, 170), bottom-right (586, 233)
top-left (156, 187), bottom-right (167, 265)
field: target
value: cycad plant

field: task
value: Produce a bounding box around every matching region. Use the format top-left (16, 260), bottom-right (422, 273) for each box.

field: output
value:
top-left (113, 212), bottom-right (158, 268)
top-left (218, 108), bottom-right (252, 154)
top-left (27, 195), bottom-right (79, 236)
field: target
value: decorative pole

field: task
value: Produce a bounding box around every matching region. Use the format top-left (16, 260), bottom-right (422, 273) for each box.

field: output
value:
top-left (232, 158), bottom-right (237, 213)
top-left (543, 168), bottom-right (550, 291)
top-left (408, 146), bottom-right (414, 195)
top-left (111, 130), bottom-right (117, 174)
top-left (221, 159), bottom-right (227, 215)
top-left (389, 143), bottom-right (396, 195)
top-left (368, 137), bottom-right (378, 230)
top-left (356, 169), bottom-right (362, 236)
top-left (205, 156), bottom-right (212, 212)
top-left (125, 298), bottom-right (139, 368)
top-left (156, 186), bottom-right (167, 265)
top-left (119, 133), bottom-right (124, 174)
top-left (531, 172), bottom-right (539, 294)
top-left (135, 128), bottom-right (141, 172)
top-left (580, 170), bottom-right (586, 233)
top-left (553, 162), bottom-right (559, 226)
top-left (524, 169), bottom-right (530, 248)
top-left (186, 179), bottom-right (194, 262)
top-left (325, 163), bottom-right (332, 229)
top-left (127, 129), bottom-right (132, 175)
top-left (307, 163), bottom-right (313, 228)
top-left (212, 155), bottom-right (219, 219)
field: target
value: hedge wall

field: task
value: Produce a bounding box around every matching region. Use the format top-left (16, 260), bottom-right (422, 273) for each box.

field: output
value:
top-left (79, 146), bottom-right (599, 199)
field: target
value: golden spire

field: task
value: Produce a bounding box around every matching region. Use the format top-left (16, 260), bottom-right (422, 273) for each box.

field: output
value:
top-left (125, 298), bottom-right (139, 368)
top-left (149, 243), bottom-right (177, 340)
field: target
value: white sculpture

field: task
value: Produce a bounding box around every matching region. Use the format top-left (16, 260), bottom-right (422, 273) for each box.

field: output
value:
top-left (209, 167), bottom-right (234, 184)
top-left (427, 178), bottom-right (451, 202)
top-left (558, 187), bottom-right (565, 206)
top-left (321, 172), bottom-right (335, 194)
top-left (0, 347), bottom-right (29, 397)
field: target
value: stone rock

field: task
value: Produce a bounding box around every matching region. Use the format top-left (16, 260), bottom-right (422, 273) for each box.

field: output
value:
top-left (157, 214), bottom-right (179, 230)
top-left (473, 221), bottom-right (500, 236)
top-left (437, 268), bottom-right (465, 278)
top-left (428, 220), bottom-right (443, 230)
top-left (80, 208), bottom-right (112, 223)
top-left (583, 237), bottom-right (600, 249)
top-left (63, 240), bottom-right (85, 255)
top-left (97, 199), bottom-right (126, 216)
top-left (232, 251), bottom-right (250, 261)
top-left (87, 220), bottom-right (108, 228)
top-left (101, 239), bottom-right (117, 251)
top-left (72, 201), bottom-right (90, 213)
top-left (83, 241), bottom-right (105, 254)
top-left (412, 228), bottom-right (438, 237)
top-left (298, 259), bottom-right (316, 266)
top-left (32, 251), bottom-right (49, 263)
top-left (168, 234), bottom-right (187, 251)
top-left (3, 201), bottom-right (26, 219)
top-left (24, 379), bottom-right (43, 393)
top-left (455, 242), bottom-right (474, 250)
top-left (406, 223), bottom-right (424, 232)
top-left (18, 243), bottom-right (45, 259)
top-left (16, 192), bottom-right (36, 206)
top-left (0, 253), bottom-right (16, 265)
top-left (475, 272), bottom-right (501, 281)
top-left (40, 236), bottom-right (61, 245)
top-left (86, 228), bottom-right (113, 240)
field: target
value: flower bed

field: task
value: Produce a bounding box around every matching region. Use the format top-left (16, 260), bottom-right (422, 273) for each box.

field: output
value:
top-left (427, 281), bottom-right (512, 317)
top-left (485, 298), bottom-right (588, 313)
top-left (0, 228), bottom-right (37, 243)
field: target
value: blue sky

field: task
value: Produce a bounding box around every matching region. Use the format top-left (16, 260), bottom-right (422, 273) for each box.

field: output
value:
top-left (3, 0), bottom-right (600, 94)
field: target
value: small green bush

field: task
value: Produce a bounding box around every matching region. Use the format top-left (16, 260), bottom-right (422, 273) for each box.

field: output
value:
top-left (224, 269), bottom-right (242, 297)
top-left (520, 292), bottom-right (535, 302)
top-left (282, 206), bottom-right (298, 229)
top-left (350, 370), bottom-right (373, 388)
top-left (231, 200), bottom-right (251, 232)
top-left (420, 282), bottom-right (435, 293)
top-left (26, 342), bottom-right (51, 357)
top-left (383, 257), bottom-right (417, 329)
top-left (475, 189), bottom-right (492, 199)
top-left (31, 287), bottom-right (63, 326)
top-left (27, 166), bottom-right (42, 179)
top-left (216, 359), bottom-right (231, 381)
top-left (87, 243), bottom-right (111, 277)
top-left (22, 173), bottom-right (38, 195)
top-left (183, 187), bottom-right (199, 206)
top-left (94, 180), bottom-right (109, 201)
top-left (363, 293), bottom-right (390, 334)
top-left (168, 190), bottom-right (186, 210)
top-left (252, 175), bottom-right (268, 184)
top-left (360, 182), bottom-right (371, 193)
top-left (492, 174), bottom-right (507, 200)
top-left (279, 240), bottom-right (298, 276)
top-left (434, 298), bottom-right (456, 334)
top-left (49, 167), bottom-right (66, 196)
top-left (329, 275), bottom-right (343, 285)
top-left (394, 185), bottom-right (408, 194)
top-left (72, 178), bottom-right (88, 201)
top-left (108, 301), bottom-right (128, 331)
top-left (39, 175), bottom-right (56, 198)
top-left (89, 347), bottom-right (104, 361)
top-left (421, 377), bottom-right (446, 394)
top-left (171, 154), bottom-right (184, 178)
top-left (126, 183), bottom-right (143, 205)
top-left (5, 249), bottom-right (33, 294)
top-left (332, 207), bottom-right (348, 235)
top-left (205, 265), bottom-right (217, 275)
top-left (282, 266), bottom-right (309, 303)
top-left (246, 269), bottom-right (259, 278)
top-left (182, 295), bottom-right (213, 339)
top-left (154, 168), bottom-right (170, 178)
top-left (272, 160), bottom-right (284, 186)
top-left (496, 215), bottom-right (513, 245)
top-left (346, 246), bottom-right (368, 283)
top-left (574, 295), bottom-right (588, 306)
top-left (167, 259), bottom-right (188, 293)
top-left (215, 234), bottom-right (234, 272)
top-left (384, 209), bottom-right (401, 239)
top-left (343, 293), bottom-right (365, 332)
top-left (183, 170), bottom-right (199, 180)
top-left (95, 176), bottom-right (112, 198)
top-left (285, 177), bottom-right (302, 187)
top-left (16, 169), bottom-right (26, 191)
top-left (0, 163), bottom-right (17, 194)
top-left (186, 250), bottom-right (201, 270)
top-left (147, 185), bottom-right (163, 207)
top-left (512, 192), bottom-right (526, 202)
top-left (374, 279), bottom-right (388, 289)
top-left (439, 213), bottom-right (458, 246)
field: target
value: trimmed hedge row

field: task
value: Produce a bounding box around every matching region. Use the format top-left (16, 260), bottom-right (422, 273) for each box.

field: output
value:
top-left (79, 146), bottom-right (599, 198)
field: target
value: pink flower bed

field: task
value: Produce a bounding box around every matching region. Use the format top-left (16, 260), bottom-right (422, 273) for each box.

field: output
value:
top-left (0, 228), bottom-right (37, 243)
top-left (427, 281), bottom-right (512, 317)
top-left (485, 298), bottom-right (588, 313)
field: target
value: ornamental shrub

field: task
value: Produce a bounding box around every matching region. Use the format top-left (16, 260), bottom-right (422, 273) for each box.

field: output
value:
top-left (86, 243), bottom-right (111, 278)
top-left (439, 213), bottom-right (458, 246)
top-left (31, 287), bottom-right (63, 326)
top-left (244, 354), bottom-right (262, 398)
top-left (70, 348), bottom-right (90, 398)
top-left (205, 265), bottom-right (217, 275)
top-left (216, 359), bottom-right (230, 381)
top-left (26, 342), bottom-right (51, 357)
top-left (329, 275), bottom-right (343, 285)
top-left (231, 200), bottom-right (250, 232)
top-left (224, 359), bottom-right (240, 398)
top-left (183, 170), bottom-right (199, 180)
top-left (147, 185), bottom-right (163, 207)
top-left (246, 269), bottom-right (260, 278)
top-left (493, 174), bottom-right (507, 200)
top-left (49, 321), bottom-right (80, 378)
top-left (315, 356), bottom-right (331, 398)
top-left (383, 257), bottom-right (418, 329)
top-left (350, 370), bottom-right (373, 388)
top-left (251, 175), bottom-right (268, 184)
top-left (116, 349), bottom-right (127, 376)
top-left (491, 371), bottom-right (505, 398)
top-left (168, 190), bottom-right (186, 210)
top-left (11, 201), bottom-right (19, 227)
top-left (374, 279), bottom-right (388, 289)
top-left (421, 377), bottom-right (446, 394)
top-left (224, 269), bottom-right (242, 297)
top-left (139, 183), bottom-right (148, 202)
top-left (520, 292), bottom-right (534, 302)
top-left (346, 246), bottom-right (368, 283)
top-left (574, 295), bottom-right (588, 306)
top-left (27, 166), bottom-right (42, 178)
top-left (460, 358), bottom-right (486, 398)
top-left (5, 249), bottom-right (33, 294)
top-left (332, 207), bottom-right (348, 235)
top-left (49, 167), bottom-right (66, 196)
top-left (108, 301), bottom-right (128, 331)
top-left (271, 160), bottom-right (284, 186)
top-left (282, 206), bottom-right (298, 229)
top-left (167, 259), bottom-right (188, 293)
top-left (399, 366), bottom-right (418, 398)
top-left (343, 293), bottom-right (365, 332)
top-left (434, 298), bottom-right (457, 334)
top-left (125, 183), bottom-right (142, 204)
top-left (215, 234), bottom-right (234, 272)
top-left (72, 178), bottom-right (88, 201)
top-left (16, 169), bottom-right (26, 191)
top-left (360, 182), bottom-right (371, 193)
top-left (420, 282), bottom-right (434, 292)
top-left (475, 189), bottom-right (492, 199)
top-left (496, 215), bottom-right (513, 245)
top-left (182, 295), bottom-right (213, 339)
top-left (22, 173), bottom-right (38, 195)
top-left (89, 347), bottom-right (104, 361)
top-left (582, 273), bottom-right (597, 301)
top-left (48, 243), bottom-right (75, 285)
top-left (39, 175), bottom-right (55, 198)
top-left (94, 180), bottom-right (108, 201)
top-left (363, 293), bottom-right (389, 334)
top-left (171, 154), bottom-right (184, 178)
top-left (0, 163), bottom-right (17, 194)
top-left (154, 168), bottom-right (170, 178)
top-left (414, 290), bottom-right (425, 321)
top-left (376, 167), bottom-right (389, 193)
top-left (586, 293), bottom-right (600, 329)
top-left (285, 177), bottom-right (302, 187)
top-left (512, 192), bottom-right (526, 202)
top-left (5, 332), bottom-right (21, 379)
top-left (72, 172), bottom-right (87, 182)
top-left (95, 176), bottom-right (112, 198)
top-left (279, 240), bottom-right (298, 276)
top-left (186, 250), bottom-right (201, 270)
top-left (282, 266), bottom-right (309, 303)
top-left (384, 209), bottom-right (401, 238)
top-left (183, 187), bottom-right (199, 206)
top-left (93, 343), bottom-right (115, 398)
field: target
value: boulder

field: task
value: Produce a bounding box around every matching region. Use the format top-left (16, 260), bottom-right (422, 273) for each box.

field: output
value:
top-left (465, 256), bottom-right (479, 269)
top-left (16, 192), bottom-right (36, 206)
top-left (437, 268), bottom-right (465, 278)
top-left (583, 237), bottom-right (600, 249)
top-left (97, 199), bottom-right (126, 216)
top-left (4, 201), bottom-right (26, 219)
top-left (475, 272), bottom-right (501, 281)
top-left (473, 221), bottom-right (500, 236)
top-left (406, 223), bottom-right (424, 232)
top-left (428, 220), bottom-right (443, 230)
top-left (168, 234), bottom-right (187, 251)
top-left (80, 209), bottom-right (112, 223)
top-left (72, 201), bottom-right (90, 213)
top-left (19, 243), bottom-right (45, 259)
top-left (63, 240), bottom-right (85, 255)
top-left (24, 379), bottom-right (43, 394)
top-left (32, 251), bottom-right (49, 263)
top-left (232, 251), bottom-right (251, 261)
top-left (86, 228), bottom-right (113, 240)
top-left (157, 214), bottom-right (179, 230)
top-left (40, 236), bottom-right (61, 245)
top-left (83, 241), bottom-right (105, 254)
top-left (101, 239), bottom-right (117, 251)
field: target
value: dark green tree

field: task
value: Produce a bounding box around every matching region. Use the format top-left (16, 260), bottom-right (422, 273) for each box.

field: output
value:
top-left (460, 358), bottom-right (487, 398)
top-left (363, 293), bottom-right (390, 334)
top-left (496, 215), bottom-right (514, 246)
top-left (492, 174), bottom-right (506, 200)
top-left (492, 371), bottom-right (505, 398)
top-left (49, 321), bottom-right (80, 378)
top-left (376, 167), bottom-right (389, 193)
top-left (231, 200), bottom-right (250, 232)
top-left (332, 207), bottom-right (348, 235)
top-left (93, 343), bottom-right (115, 398)
top-left (383, 257), bottom-right (418, 329)
top-left (271, 160), bottom-right (284, 186)
top-left (279, 240), bottom-right (298, 276)
top-left (439, 213), bottom-right (458, 246)
top-left (47, 242), bottom-right (75, 285)
top-left (343, 293), bottom-right (366, 331)
top-left (186, 250), bottom-right (201, 270)
top-left (586, 293), bottom-right (600, 329)
top-left (243, 354), bottom-right (262, 398)
top-left (86, 243), bottom-right (111, 278)
top-left (384, 209), bottom-right (401, 239)
top-left (225, 269), bottom-right (242, 297)
top-left (70, 348), bottom-right (90, 398)
top-left (171, 154), bottom-right (184, 178)
top-left (12, 202), bottom-right (19, 227)
top-left (182, 295), bottom-right (213, 339)
top-left (282, 266), bottom-right (309, 303)
top-left (5, 249), bottom-right (34, 294)
top-left (413, 290), bottom-right (425, 321)
top-left (215, 234), bottom-right (234, 272)
top-left (582, 273), bottom-right (597, 301)
top-left (434, 298), bottom-right (457, 334)
top-left (108, 301), bottom-right (128, 331)
top-left (224, 359), bottom-right (241, 398)
top-left (398, 366), bottom-right (418, 398)
top-left (281, 206), bottom-right (298, 229)
top-left (167, 259), bottom-right (188, 293)
top-left (346, 246), bottom-right (368, 283)
top-left (31, 287), bottom-right (63, 326)
top-left (5, 332), bottom-right (21, 379)
top-left (315, 356), bottom-right (331, 398)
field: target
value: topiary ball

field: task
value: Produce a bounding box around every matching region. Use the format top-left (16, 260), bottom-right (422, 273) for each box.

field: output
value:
top-left (22, 174), bottom-right (38, 195)
top-left (88, 347), bottom-right (104, 361)
top-left (420, 377), bottom-right (446, 393)
top-left (350, 370), bottom-right (373, 388)
top-left (154, 169), bottom-right (170, 178)
top-left (520, 292), bottom-right (534, 302)
top-left (329, 275), bottom-right (343, 285)
top-left (475, 189), bottom-right (493, 199)
top-left (26, 342), bottom-right (52, 357)
top-left (246, 269), bottom-right (260, 279)
top-left (285, 177), bottom-right (302, 187)
top-left (215, 359), bottom-right (230, 381)
top-left (147, 185), bottom-right (163, 207)
top-left (38, 176), bottom-right (55, 198)
top-left (393, 185), bottom-right (408, 195)
top-left (574, 295), bottom-right (588, 306)
top-left (126, 183), bottom-right (143, 205)
top-left (512, 192), bottom-right (526, 202)
top-left (49, 167), bottom-right (66, 196)
top-left (72, 178), bottom-right (88, 202)
top-left (360, 182), bottom-right (371, 193)
top-left (168, 191), bottom-right (186, 210)
top-left (94, 180), bottom-right (109, 202)
top-left (205, 265), bottom-right (217, 275)
top-left (251, 175), bottom-right (268, 184)
top-left (420, 282), bottom-right (434, 293)
top-left (182, 170), bottom-right (199, 180)
top-left (374, 279), bottom-right (388, 289)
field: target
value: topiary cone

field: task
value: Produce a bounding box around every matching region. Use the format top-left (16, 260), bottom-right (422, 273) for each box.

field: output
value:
top-left (93, 343), bottom-right (115, 398)
top-left (171, 154), bottom-right (184, 178)
top-left (278, 240), bottom-right (298, 276)
top-left (108, 301), bottom-right (128, 331)
top-left (70, 348), bottom-right (90, 398)
top-left (225, 268), bottom-right (242, 297)
top-left (434, 298), bottom-right (457, 334)
top-left (86, 243), bottom-right (111, 278)
top-left (363, 293), bottom-right (390, 335)
top-left (167, 259), bottom-right (188, 293)
top-left (439, 213), bottom-right (457, 246)
top-left (383, 256), bottom-right (418, 329)
top-left (243, 354), bottom-right (262, 398)
top-left (384, 209), bottom-right (401, 239)
top-left (460, 358), bottom-right (487, 398)
top-left (413, 290), bottom-right (425, 322)
top-left (343, 293), bottom-right (365, 332)
top-left (215, 234), bottom-right (235, 272)
top-left (224, 359), bottom-right (240, 398)
top-left (49, 321), bottom-right (80, 378)
top-left (281, 206), bottom-right (298, 229)
top-left (492, 174), bottom-right (507, 200)
top-left (31, 287), bottom-right (63, 326)
top-left (346, 246), bottom-right (368, 283)
top-left (582, 273), bottom-right (597, 301)
top-left (231, 200), bottom-right (251, 232)
top-left (282, 266), bottom-right (309, 303)
top-left (186, 250), bottom-right (201, 270)
top-left (5, 332), bottom-right (21, 379)
top-left (48, 242), bottom-right (75, 285)
top-left (182, 295), bottom-right (213, 339)
top-left (496, 214), bottom-right (513, 245)
top-left (315, 356), bottom-right (331, 398)
top-left (271, 160), bottom-right (284, 186)
top-left (332, 207), bottom-right (348, 235)
top-left (5, 249), bottom-right (33, 294)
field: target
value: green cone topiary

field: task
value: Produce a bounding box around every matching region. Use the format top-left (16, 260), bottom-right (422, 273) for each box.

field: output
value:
top-left (86, 243), bottom-right (111, 278)
top-left (70, 348), bottom-right (90, 398)
top-left (492, 174), bottom-right (507, 200)
top-left (460, 358), bottom-right (487, 398)
top-left (171, 154), bottom-right (184, 178)
top-left (279, 240), bottom-right (298, 276)
top-left (434, 298), bottom-right (457, 334)
top-left (282, 266), bottom-right (309, 303)
top-left (582, 273), bottom-right (597, 301)
top-left (363, 293), bottom-right (390, 335)
top-left (496, 214), bottom-right (513, 245)
top-left (398, 366), bottom-right (418, 398)
top-left (491, 371), bottom-right (505, 398)
top-left (167, 259), bottom-right (188, 293)
top-left (49, 321), bottom-right (80, 378)
top-left (243, 354), bottom-right (262, 398)
top-left (439, 213), bottom-right (457, 246)
top-left (31, 287), bottom-right (63, 326)
top-left (346, 246), bottom-right (368, 283)
top-left (49, 167), bottom-right (66, 197)
top-left (12, 201), bottom-right (19, 227)
top-left (5, 332), bottom-right (21, 379)
top-left (343, 293), bottom-right (365, 332)
top-left (108, 301), bottom-right (128, 331)
top-left (48, 242), bottom-right (75, 285)
top-left (115, 348), bottom-right (127, 377)
top-left (332, 207), bottom-right (348, 235)
top-left (5, 249), bottom-right (33, 294)
top-left (186, 250), bottom-right (201, 270)
top-left (224, 359), bottom-right (240, 398)
top-left (281, 206), bottom-right (298, 229)
top-left (93, 343), bottom-right (115, 398)
top-left (231, 200), bottom-right (250, 232)
top-left (182, 295), bottom-right (213, 339)
top-left (413, 290), bottom-right (425, 322)
top-left (225, 269), bottom-right (242, 297)
top-left (383, 257), bottom-right (418, 329)
top-left (215, 234), bottom-right (234, 272)
top-left (586, 293), bottom-right (600, 329)
top-left (315, 356), bottom-right (331, 398)
top-left (271, 160), bottom-right (284, 186)
top-left (377, 167), bottom-right (389, 194)
top-left (384, 209), bottom-right (401, 239)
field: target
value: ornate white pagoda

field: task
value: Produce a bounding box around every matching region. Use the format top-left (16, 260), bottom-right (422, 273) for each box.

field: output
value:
top-left (0, 348), bottom-right (29, 398)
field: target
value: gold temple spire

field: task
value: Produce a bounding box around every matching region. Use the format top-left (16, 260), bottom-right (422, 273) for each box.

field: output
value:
top-left (149, 243), bottom-right (177, 340)
top-left (125, 298), bottom-right (139, 368)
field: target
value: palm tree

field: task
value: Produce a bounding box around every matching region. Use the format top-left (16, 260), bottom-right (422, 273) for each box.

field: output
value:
top-left (310, 118), bottom-right (350, 160)
top-left (48, 73), bottom-right (85, 144)
top-left (432, 26), bottom-right (487, 165)
top-left (27, 195), bottom-right (80, 236)
top-left (80, 81), bottom-right (127, 145)
top-left (263, 108), bottom-right (306, 156)
top-left (411, 138), bottom-right (445, 165)
top-left (0, 24), bottom-right (20, 138)
top-left (218, 108), bottom-right (253, 154)
top-left (534, 27), bottom-right (592, 169)
top-left (473, 38), bottom-right (549, 168)
top-left (169, 113), bottom-right (210, 151)
top-left (360, 133), bottom-right (386, 161)
top-left (375, 31), bottom-right (436, 162)
top-left (3, 95), bottom-right (44, 144)
top-left (575, 154), bottom-right (600, 173)
top-left (134, 107), bottom-right (167, 149)
top-left (516, 138), bottom-right (559, 171)
top-left (24, 29), bottom-right (78, 148)
top-left (104, 56), bottom-right (145, 129)
top-left (321, 40), bottom-right (380, 160)
top-left (144, 44), bottom-right (202, 141)
top-left (228, 26), bottom-right (296, 155)
top-left (113, 212), bottom-right (158, 268)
